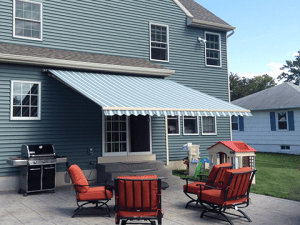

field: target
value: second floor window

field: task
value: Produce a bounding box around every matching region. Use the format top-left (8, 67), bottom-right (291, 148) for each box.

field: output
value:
top-left (205, 32), bottom-right (221, 67)
top-left (14, 0), bottom-right (42, 40)
top-left (150, 23), bottom-right (169, 62)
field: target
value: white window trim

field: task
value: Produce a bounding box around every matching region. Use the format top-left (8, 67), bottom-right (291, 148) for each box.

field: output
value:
top-left (168, 115), bottom-right (180, 135)
top-left (231, 115), bottom-right (239, 131)
top-left (149, 22), bottom-right (169, 62)
top-left (183, 116), bottom-right (199, 135)
top-left (204, 31), bottom-right (222, 68)
top-left (277, 111), bottom-right (288, 131)
top-left (10, 80), bottom-right (41, 120)
top-left (13, 0), bottom-right (43, 41)
top-left (201, 116), bottom-right (217, 135)
top-left (102, 113), bottom-right (152, 156)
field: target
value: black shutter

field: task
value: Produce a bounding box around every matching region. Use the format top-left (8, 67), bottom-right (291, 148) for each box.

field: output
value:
top-left (270, 112), bottom-right (276, 131)
top-left (288, 111), bottom-right (295, 131)
top-left (238, 116), bottom-right (244, 131)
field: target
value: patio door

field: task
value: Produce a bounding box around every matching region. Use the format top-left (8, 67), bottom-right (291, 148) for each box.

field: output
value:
top-left (103, 114), bottom-right (151, 156)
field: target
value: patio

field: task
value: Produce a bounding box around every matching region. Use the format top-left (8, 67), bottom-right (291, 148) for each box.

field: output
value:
top-left (0, 180), bottom-right (299, 225)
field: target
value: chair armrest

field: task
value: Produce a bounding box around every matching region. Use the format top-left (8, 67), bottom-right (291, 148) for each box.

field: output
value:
top-left (198, 175), bottom-right (208, 181)
top-left (183, 177), bottom-right (206, 182)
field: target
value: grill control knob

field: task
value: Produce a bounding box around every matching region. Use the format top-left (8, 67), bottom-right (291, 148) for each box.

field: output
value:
top-left (42, 160), bottom-right (45, 163)
top-left (34, 161), bottom-right (37, 164)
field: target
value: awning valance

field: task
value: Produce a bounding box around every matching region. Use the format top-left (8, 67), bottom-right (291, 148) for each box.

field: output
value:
top-left (48, 70), bottom-right (251, 117)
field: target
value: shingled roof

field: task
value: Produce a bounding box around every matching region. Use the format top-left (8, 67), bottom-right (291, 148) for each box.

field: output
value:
top-left (0, 43), bottom-right (174, 76)
top-left (176, 0), bottom-right (235, 31)
top-left (232, 82), bottom-right (300, 111)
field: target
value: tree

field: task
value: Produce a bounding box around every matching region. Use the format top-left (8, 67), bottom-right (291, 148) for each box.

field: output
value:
top-left (230, 73), bottom-right (276, 101)
top-left (277, 51), bottom-right (300, 85)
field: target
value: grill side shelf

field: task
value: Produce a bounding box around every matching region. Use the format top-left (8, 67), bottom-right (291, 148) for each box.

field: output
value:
top-left (6, 157), bottom-right (27, 166)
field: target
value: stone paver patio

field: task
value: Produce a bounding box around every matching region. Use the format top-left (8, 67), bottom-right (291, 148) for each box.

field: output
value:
top-left (0, 180), bottom-right (299, 225)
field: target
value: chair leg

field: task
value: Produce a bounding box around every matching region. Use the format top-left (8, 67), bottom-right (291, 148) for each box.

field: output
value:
top-left (237, 208), bottom-right (252, 222)
top-left (158, 218), bottom-right (162, 225)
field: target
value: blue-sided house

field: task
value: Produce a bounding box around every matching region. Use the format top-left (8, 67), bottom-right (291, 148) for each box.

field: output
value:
top-left (0, 0), bottom-right (250, 191)
top-left (232, 82), bottom-right (300, 155)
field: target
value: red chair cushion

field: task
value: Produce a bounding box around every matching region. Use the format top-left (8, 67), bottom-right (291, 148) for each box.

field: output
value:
top-left (183, 181), bottom-right (207, 193)
top-left (77, 186), bottom-right (113, 201)
top-left (117, 175), bottom-right (158, 211)
top-left (207, 163), bottom-right (232, 183)
top-left (118, 210), bottom-right (158, 218)
top-left (221, 167), bottom-right (252, 199)
top-left (69, 165), bottom-right (89, 193)
top-left (199, 189), bottom-right (247, 206)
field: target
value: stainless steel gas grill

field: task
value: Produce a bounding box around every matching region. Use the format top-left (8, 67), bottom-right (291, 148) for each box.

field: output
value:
top-left (7, 144), bottom-right (67, 196)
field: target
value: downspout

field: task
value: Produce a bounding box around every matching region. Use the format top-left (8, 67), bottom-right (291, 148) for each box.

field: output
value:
top-left (226, 29), bottom-right (235, 141)
top-left (165, 116), bottom-right (169, 166)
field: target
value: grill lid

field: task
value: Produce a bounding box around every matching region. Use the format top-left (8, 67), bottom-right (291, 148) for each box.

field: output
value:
top-left (21, 144), bottom-right (55, 158)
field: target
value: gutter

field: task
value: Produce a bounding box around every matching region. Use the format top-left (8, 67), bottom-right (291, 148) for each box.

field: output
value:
top-left (187, 17), bottom-right (235, 32)
top-left (249, 106), bottom-right (300, 111)
top-left (0, 53), bottom-right (175, 77)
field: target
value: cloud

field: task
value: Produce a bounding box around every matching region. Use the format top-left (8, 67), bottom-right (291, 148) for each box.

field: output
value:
top-left (240, 62), bottom-right (288, 83)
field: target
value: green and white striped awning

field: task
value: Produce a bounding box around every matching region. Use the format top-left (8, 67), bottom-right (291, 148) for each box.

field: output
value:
top-left (48, 70), bottom-right (251, 117)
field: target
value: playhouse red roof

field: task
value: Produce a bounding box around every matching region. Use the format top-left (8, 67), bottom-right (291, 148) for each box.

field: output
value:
top-left (208, 141), bottom-right (257, 153)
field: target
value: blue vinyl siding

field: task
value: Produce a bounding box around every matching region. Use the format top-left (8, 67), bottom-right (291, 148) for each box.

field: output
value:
top-left (0, 64), bottom-right (103, 176)
top-left (0, 0), bottom-right (232, 174)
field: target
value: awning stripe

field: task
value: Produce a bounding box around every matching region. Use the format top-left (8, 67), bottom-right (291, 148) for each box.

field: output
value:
top-left (48, 70), bottom-right (252, 117)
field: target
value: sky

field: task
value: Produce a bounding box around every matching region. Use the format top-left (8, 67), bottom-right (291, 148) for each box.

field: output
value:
top-left (195, 0), bottom-right (299, 82)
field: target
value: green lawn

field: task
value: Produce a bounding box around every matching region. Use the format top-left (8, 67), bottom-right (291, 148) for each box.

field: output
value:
top-left (251, 152), bottom-right (300, 201)
top-left (173, 152), bottom-right (300, 201)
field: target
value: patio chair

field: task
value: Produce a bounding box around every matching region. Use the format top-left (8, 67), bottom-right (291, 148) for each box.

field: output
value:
top-left (198, 167), bottom-right (257, 225)
top-left (183, 163), bottom-right (233, 208)
top-left (114, 175), bottom-right (163, 225)
top-left (68, 164), bottom-right (113, 217)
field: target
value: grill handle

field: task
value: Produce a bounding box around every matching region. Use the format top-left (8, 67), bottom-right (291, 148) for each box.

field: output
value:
top-left (44, 167), bottom-right (55, 170)
top-left (29, 168), bottom-right (41, 171)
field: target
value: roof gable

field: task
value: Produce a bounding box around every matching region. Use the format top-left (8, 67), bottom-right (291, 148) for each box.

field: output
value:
top-left (232, 82), bottom-right (300, 110)
top-left (175, 0), bottom-right (235, 31)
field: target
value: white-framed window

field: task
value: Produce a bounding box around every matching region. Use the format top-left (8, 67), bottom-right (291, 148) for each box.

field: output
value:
top-left (205, 32), bottom-right (221, 67)
top-left (13, 0), bottom-right (42, 40)
top-left (10, 80), bottom-right (41, 120)
top-left (231, 115), bottom-right (238, 130)
top-left (150, 23), bottom-right (169, 62)
top-left (104, 115), bottom-right (127, 154)
top-left (183, 116), bottom-right (199, 135)
top-left (167, 116), bottom-right (180, 135)
top-left (278, 112), bottom-right (287, 130)
top-left (201, 116), bottom-right (217, 135)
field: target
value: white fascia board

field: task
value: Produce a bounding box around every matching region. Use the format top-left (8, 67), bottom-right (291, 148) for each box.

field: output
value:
top-left (173, 0), bottom-right (194, 18)
top-left (187, 17), bottom-right (235, 32)
top-left (0, 53), bottom-right (175, 77)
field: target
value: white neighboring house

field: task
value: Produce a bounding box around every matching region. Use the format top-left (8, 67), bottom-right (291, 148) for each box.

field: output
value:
top-left (231, 82), bottom-right (300, 155)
